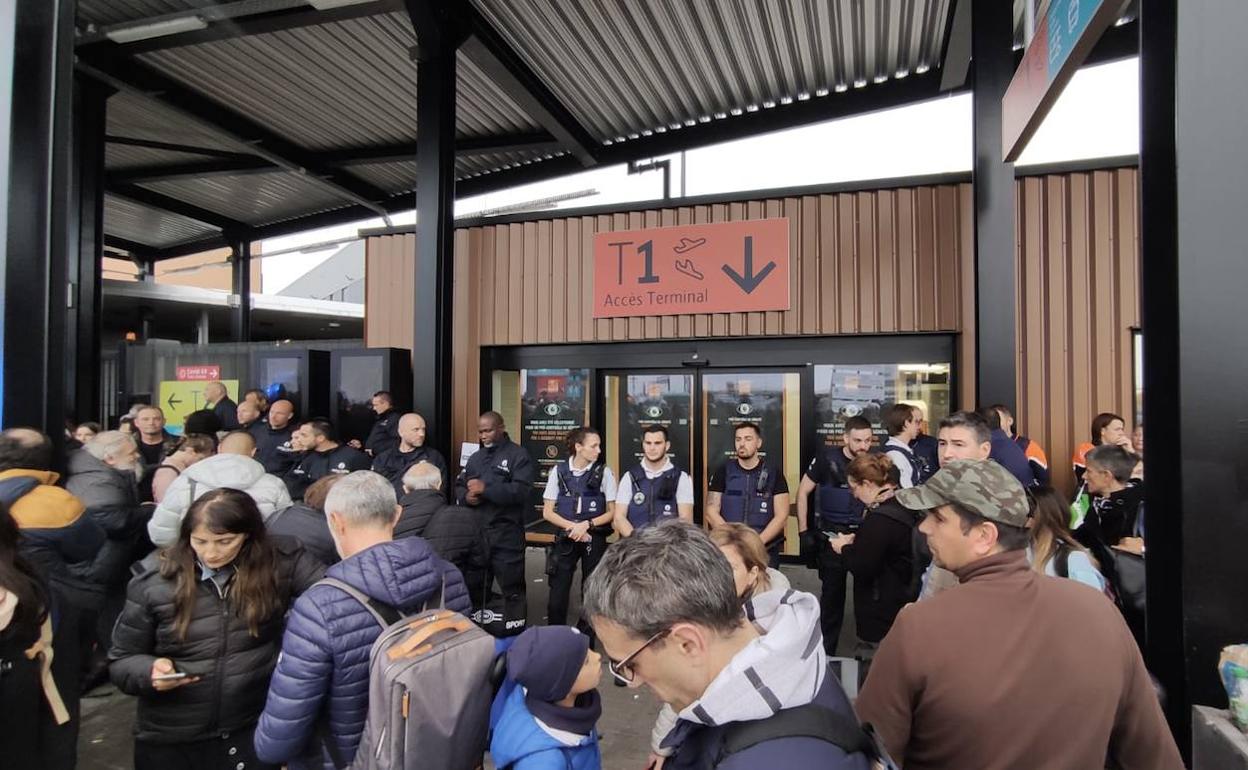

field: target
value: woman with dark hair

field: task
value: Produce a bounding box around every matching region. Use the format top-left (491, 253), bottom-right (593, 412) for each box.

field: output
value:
top-left (829, 453), bottom-right (916, 658)
top-left (0, 502), bottom-right (70, 769)
top-left (109, 488), bottom-right (323, 770)
top-left (1025, 486), bottom-right (1106, 592)
top-left (1072, 412), bottom-right (1133, 484)
top-left (541, 427), bottom-right (617, 635)
top-left (150, 434), bottom-right (216, 504)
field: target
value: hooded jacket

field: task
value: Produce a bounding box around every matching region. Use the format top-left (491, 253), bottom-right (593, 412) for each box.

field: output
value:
top-left (64, 449), bottom-right (151, 590)
top-left (107, 536), bottom-right (323, 744)
top-left (660, 589), bottom-right (870, 770)
top-left (147, 453), bottom-right (292, 547)
top-left (253, 536), bottom-right (472, 770)
top-left (855, 550), bottom-right (1182, 770)
top-left (490, 681), bottom-right (602, 770)
top-left (0, 469), bottom-right (106, 611)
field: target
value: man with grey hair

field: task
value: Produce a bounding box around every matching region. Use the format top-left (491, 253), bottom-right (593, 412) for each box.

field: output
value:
top-left (256, 471), bottom-right (472, 769)
top-left (66, 431), bottom-right (154, 690)
top-left (584, 522), bottom-right (870, 769)
top-left (395, 461), bottom-right (488, 607)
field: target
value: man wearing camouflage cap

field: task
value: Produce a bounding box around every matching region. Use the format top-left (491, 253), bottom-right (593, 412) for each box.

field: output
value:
top-left (856, 460), bottom-right (1181, 770)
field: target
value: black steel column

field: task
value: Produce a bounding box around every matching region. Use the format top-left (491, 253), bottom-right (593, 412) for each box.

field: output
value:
top-left (1, 0), bottom-right (75, 436)
top-left (408, 1), bottom-right (464, 463)
top-left (970, 0), bottom-right (1017, 410)
top-left (66, 76), bottom-right (111, 425)
top-left (230, 238), bottom-right (252, 343)
top-left (1141, 0), bottom-right (1248, 754)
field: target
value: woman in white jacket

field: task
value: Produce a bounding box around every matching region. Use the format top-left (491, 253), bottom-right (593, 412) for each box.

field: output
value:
top-left (147, 432), bottom-right (291, 547)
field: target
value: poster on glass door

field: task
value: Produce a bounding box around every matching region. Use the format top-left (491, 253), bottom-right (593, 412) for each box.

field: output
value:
top-left (619, 374), bottom-right (693, 472)
top-left (520, 368), bottom-right (590, 496)
top-left (703, 373), bottom-right (786, 470)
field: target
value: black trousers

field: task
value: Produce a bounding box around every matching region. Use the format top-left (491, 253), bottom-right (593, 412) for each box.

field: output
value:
top-left (816, 533), bottom-right (851, 656)
top-left (134, 725), bottom-right (275, 770)
top-left (486, 523), bottom-right (527, 620)
top-left (546, 532), bottom-right (608, 633)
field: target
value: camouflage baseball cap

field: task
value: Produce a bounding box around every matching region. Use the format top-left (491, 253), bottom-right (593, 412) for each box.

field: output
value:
top-left (894, 459), bottom-right (1029, 527)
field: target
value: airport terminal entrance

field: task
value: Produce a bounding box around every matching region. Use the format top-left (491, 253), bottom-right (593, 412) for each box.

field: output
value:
top-left (483, 335), bottom-right (958, 553)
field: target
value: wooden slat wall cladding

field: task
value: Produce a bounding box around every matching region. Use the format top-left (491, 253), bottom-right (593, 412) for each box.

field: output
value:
top-left (1015, 167), bottom-right (1140, 495)
top-left (367, 183), bottom-right (976, 450)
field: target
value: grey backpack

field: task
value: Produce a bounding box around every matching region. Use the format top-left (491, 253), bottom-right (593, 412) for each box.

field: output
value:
top-left (316, 577), bottom-right (495, 770)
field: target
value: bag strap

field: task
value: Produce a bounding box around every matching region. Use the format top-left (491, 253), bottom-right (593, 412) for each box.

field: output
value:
top-left (423, 574), bottom-right (446, 612)
top-left (717, 704), bottom-right (873, 763)
top-left (315, 577), bottom-right (402, 629)
top-left (1054, 545), bottom-right (1071, 579)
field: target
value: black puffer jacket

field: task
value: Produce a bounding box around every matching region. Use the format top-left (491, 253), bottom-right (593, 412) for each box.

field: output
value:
top-left (108, 536), bottom-right (324, 743)
top-left (396, 489), bottom-right (489, 608)
top-left (64, 450), bottom-right (153, 590)
top-left (266, 503), bottom-right (339, 566)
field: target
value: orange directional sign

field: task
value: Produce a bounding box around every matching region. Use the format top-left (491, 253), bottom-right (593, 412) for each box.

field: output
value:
top-left (592, 218), bottom-right (790, 318)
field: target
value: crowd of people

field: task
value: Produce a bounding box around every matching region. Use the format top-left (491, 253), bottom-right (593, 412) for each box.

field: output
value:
top-left (0, 384), bottom-right (1177, 770)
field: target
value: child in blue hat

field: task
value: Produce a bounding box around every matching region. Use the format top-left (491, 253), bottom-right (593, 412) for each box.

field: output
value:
top-left (490, 625), bottom-right (603, 770)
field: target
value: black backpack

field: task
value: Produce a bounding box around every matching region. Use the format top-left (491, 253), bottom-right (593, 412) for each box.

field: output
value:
top-left (882, 445), bottom-right (925, 487)
top-left (716, 704), bottom-right (898, 769)
top-left (873, 504), bottom-right (931, 602)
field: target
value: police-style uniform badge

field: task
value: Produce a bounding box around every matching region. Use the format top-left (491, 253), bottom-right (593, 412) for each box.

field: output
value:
top-left (664, 504), bottom-right (672, 512)
top-left (588, 501), bottom-right (597, 510)
top-left (633, 491), bottom-right (646, 506)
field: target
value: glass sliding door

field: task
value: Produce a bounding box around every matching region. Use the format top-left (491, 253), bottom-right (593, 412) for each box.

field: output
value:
top-left (701, 370), bottom-right (802, 553)
top-left (603, 371), bottom-right (695, 486)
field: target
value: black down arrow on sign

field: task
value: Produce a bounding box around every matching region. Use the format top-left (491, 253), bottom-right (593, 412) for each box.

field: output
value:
top-left (721, 236), bottom-right (777, 294)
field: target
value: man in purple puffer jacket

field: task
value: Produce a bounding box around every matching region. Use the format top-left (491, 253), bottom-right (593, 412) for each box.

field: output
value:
top-left (254, 471), bottom-right (471, 769)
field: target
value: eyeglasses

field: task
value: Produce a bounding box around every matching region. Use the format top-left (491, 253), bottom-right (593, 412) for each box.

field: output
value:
top-left (608, 628), bottom-right (671, 684)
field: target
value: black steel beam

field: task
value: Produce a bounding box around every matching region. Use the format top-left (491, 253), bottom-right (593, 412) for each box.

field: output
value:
top-left (940, 0), bottom-right (972, 91)
top-left (107, 157), bottom-right (272, 185)
top-left (970, 0), bottom-right (1017, 411)
top-left (230, 238), bottom-right (252, 343)
top-left (104, 234), bottom-right (158, 259)
top-left (2, 0), bottom-right (74, 444)
top-left (109, 183), bottom-right (246, 234)
top-left (77, 0), bottom-right (406, 57)
top-left (104, 134), bottom-right (257, 160)
top-left (1138, 0), bottom-right (1185, 752)
top-left (462, 6), bottom-right (600, 165)
top-left (406, 0), bottom-right (459, 464)
top-left (68, 76), bottom-right (111, 424)
top-left (108, 132), bottom-right (562, 185)
top-left (77, 55), bottom-right (393, 219)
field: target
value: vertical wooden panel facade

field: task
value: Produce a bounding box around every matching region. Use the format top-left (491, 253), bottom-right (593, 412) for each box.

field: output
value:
top-left (365, 166), bottom-right (1140, 473)
top-left (1015, 167), bottom-right (1140, 494)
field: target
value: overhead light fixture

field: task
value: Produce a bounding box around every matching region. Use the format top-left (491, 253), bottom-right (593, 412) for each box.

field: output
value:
top-left (104, 16), bottom-right (208, 43)
top-left (307, 0), bottom-right (375, 10)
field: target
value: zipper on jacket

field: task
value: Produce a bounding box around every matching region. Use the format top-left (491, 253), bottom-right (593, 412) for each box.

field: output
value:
top-left (207, 581), bottom-right (230, 732)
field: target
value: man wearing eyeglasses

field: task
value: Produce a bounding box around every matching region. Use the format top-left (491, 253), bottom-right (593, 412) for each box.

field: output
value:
top-left (583, 522), bottom-right (872, 769)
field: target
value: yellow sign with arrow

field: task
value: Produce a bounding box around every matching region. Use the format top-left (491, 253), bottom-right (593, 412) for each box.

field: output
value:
top-left (157, 379), bottom-right (238, 432)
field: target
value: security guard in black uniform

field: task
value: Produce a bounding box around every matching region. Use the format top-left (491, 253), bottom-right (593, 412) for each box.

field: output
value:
top-left (456, 411), bottom-right (535, 624)
top-left (541, 427), bottom-right (616, 638)
top-left (796, 415), bottom-right (875, 655)
top-left (704, 422), bottom-right (790, 566)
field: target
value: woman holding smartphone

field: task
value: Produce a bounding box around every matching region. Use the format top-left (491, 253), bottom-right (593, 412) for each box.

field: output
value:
top-left (109, 488), bottom-right (323, 769)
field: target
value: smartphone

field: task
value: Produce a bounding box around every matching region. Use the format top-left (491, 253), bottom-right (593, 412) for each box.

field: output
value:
top-left (153, 672), bottom-right (188, 681)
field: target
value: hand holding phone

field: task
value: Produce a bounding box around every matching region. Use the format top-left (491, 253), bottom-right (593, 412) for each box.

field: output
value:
top-left (151, 658), bottom-right (199, 691)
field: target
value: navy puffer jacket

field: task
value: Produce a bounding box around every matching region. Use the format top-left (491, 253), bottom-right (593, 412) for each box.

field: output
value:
top-left (253, 536), bottom-right (471, 770)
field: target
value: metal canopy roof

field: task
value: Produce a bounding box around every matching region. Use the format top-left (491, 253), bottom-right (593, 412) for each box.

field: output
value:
top-left (78, 0), bottom-right (1135, 260)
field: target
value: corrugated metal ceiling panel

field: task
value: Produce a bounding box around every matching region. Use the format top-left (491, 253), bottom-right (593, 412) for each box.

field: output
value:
top-left (136, 12), bottom-right (540, 152)
top-left (137, 171), bottom-right (348, 226)
top-left (338, 147), bottom-right (566, 196)
top-left (107, 90), bottom-right (251, 154)
top-left (105, 194), bottom-right (220, 248)
top-left (470, 0), bottom-right (951, 142)
top-left (77, 0), bottom-right (208, 27)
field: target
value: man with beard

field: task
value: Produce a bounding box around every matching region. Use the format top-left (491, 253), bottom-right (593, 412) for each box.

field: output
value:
top-left (796, 416), bottom-right (873, 655)
top-left (282, 420), bottom-right (370, 500)
top-left (704, 422), bottom-right (790, 566)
